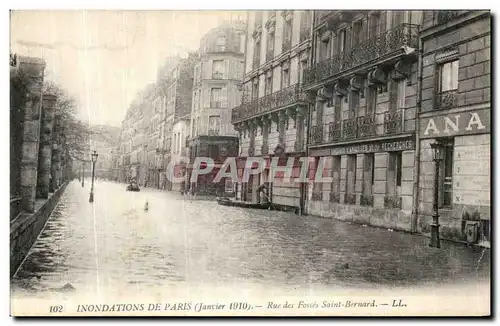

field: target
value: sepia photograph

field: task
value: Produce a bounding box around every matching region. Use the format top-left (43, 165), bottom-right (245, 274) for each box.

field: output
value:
top-left (8, 7), bottom-right (491, 317)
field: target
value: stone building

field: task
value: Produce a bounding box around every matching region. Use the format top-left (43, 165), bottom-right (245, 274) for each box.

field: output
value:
top-left (10, 54), bottom-right (70, 273)
top-left (303, 11), bottom-right (422, 230)
top-left (88, 125), bottom-right (120, 179)
top-left (163, 53), bottom-right (198, 192)
top-left (417, 11), bottom-right (491, 246)
top-left (187, 20), bottom-right (245, 196)
top-left (231, 10), bottom-right (313, 210)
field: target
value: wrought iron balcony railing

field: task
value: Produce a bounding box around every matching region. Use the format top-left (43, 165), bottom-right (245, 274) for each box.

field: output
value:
top-left (310, 125), bottom-right (324, 144)
top-left (437, 11), bottom-right (465, 25)
top-left (231, 84), bottom-right (308, 123)
top-left (304, 23), bottom-right (419, 87)
top-left (309, 108), bottom-right (410, 145)
top-left (435, 90), bottom-right (458, 110)
top-left (208, 129), bottom-right (220, 136)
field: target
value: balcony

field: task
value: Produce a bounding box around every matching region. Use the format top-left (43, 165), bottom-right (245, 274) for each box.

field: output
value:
top-left (208, 129), bottom-right (220, 136)
top-left (304, 23), bottom-right (419, 88)
top-left (310, 125), bottom-right (324, 144)
top-left (231, 84), bottom-right (308, 123)
top-left (435, 90), bottom-right (458, 110)
top-left (309, 108), bottom-right (410, 145)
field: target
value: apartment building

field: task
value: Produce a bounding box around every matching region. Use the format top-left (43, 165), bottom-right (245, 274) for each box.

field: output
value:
top-left (231, 10), bottom-right (313, 211)
top-left (304, 11), bottom-right (421, 230)
top-left (417, 11), bottom-right (491, 246)
top-left (187, 21), bottom-right (245, 196)
top-left (165, 53), bottom-right (198, 192)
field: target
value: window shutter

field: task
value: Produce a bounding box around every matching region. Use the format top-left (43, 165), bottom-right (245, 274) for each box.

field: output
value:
top-left (379, 11), bottom-right (387, 33)
top-left (345, 27), bottom-right (352, 52)
top-left (223, 59), bottom-right (230, 79)
top-left (203, 87), bottom-right (210, 108)
top-left (221, 87), bottom-right (228, 108)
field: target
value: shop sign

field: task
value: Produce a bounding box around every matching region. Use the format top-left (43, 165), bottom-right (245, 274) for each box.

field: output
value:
top-left (420, 108), bottom-right (490, 139)
top-left (328, 138), bottom-right (415, 156)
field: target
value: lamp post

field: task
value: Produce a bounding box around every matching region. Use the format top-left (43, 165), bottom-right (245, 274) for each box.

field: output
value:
top-left (89, 150), bottom-right (99, 203)
top-left (81, 162), bottom-right (85, 187)
top-left (429, 141), bottom-right (443, 248)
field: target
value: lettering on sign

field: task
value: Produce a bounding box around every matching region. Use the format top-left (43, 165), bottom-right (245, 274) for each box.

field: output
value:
top-left (454, 175), bottom-right (491, 192)
top-left (330, 139), bottom-right (415, 156)
top-left (420, 109), bottom-right (490, 138)
top-left (453, 190), bottom-right (490, 207)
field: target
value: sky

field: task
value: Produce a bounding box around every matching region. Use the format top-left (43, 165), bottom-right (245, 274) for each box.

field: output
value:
top-left (10, 10), bottom-right (246, 127)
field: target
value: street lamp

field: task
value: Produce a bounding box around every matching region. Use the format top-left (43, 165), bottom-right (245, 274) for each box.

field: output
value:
top-left (89, 150), bottom-right (99, 203)
top-left (429, 141), bottom-right (444, 248)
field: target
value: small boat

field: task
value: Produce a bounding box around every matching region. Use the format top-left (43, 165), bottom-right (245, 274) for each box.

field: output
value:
top-left (216, 197), bottom-right (271, 210)
top-left (126, 183), bottom-right (141, 192)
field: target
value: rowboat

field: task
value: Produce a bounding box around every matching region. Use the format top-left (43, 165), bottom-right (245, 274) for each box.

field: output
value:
top-left (216, 197), bottom-right (271, 210)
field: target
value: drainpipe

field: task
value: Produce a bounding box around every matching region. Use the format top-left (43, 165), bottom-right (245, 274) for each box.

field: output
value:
top-left (411, 26), bottom-right (423, 234)
top-left (300, 11), bottom-right (317, 216)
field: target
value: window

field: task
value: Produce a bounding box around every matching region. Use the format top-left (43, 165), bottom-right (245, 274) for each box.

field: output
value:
top-left (238, 32), bottom-right (245, 53)
top-left (440, 139), bottom-right (454, 207)
top-left (346, 155), bottom-right (357, 195)
top-left (320, 38), bottom-right (331, 60)
top-left (281, 67), bottom-right (290, 89)
top-left (212, 60), bottom-right (224, 79)
top-left (367, 86), bottom-right (377, 114)
top-left (210, 88), bottom-right (222, 107)
top-left (216, 35), bottom-right (226, 51)
top-left (196, 117), bottom-right (201, 135)
top-left (298, 60), bottom-right (307, 84)
top-left (387, 151), bottom-right (402, 196)
top-left (208, 144), bottom-right (220, 159)
top-left (331, 156), bottom-right (341, 194)
top-left (339, 29), bottom-right (347, 53)
top-left (208, 115), bottom-right (221, 136)
top-left (265, 73), bottom-right (273, 95)
top-left (397, 79), bottom-right (406, 109)
top-left (267, 32), bottom-right (275, 55)
top-left (439, 60), bottom-right (459, 92)
top-left (352, 20), bottom-right (363, 46)
top-left (253, 40), bottom-right (261, 67)
top-left (363, 154), bottom-right (375, 196)
top-left (252, 79), bottom-right (259, 100)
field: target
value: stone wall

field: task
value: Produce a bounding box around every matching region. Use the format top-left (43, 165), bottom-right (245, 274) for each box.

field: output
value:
top-left (417, 135), bottom-right (490, 242)
top-left (10, 181), bottom-right (68, 277)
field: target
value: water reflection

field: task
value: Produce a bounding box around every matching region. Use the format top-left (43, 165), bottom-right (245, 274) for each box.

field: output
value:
top-left (12, 181), bottom-right (490, 299)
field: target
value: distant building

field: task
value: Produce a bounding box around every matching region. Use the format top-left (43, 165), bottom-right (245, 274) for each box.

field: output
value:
top-left (88, 125), bottom-right (121, 179)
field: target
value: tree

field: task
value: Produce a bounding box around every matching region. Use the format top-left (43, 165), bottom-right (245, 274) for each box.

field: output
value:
top-left (43, 81), bottom-right (93, 162)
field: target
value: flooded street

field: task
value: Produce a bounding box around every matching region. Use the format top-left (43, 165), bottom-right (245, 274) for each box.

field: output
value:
top-left (12, 180), bottom-right (490, 303)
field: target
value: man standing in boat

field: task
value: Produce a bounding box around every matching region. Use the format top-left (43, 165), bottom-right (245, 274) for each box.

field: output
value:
top-left (257, 182), bottom-right (270, 204)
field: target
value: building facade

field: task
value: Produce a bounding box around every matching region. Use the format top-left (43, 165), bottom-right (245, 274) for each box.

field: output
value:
top-left (417, 10), bottom-right (491, 246)
top-left (88, 125), bottom-right (120, 179)
top-left (231, 10), bottom-right (313, 211)
top-left (303, 11), bottom-right (422, 230)
top-left (159, 53), bottom-right (198, 192)
top-left (187, 21), bottom-right (246, 196)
